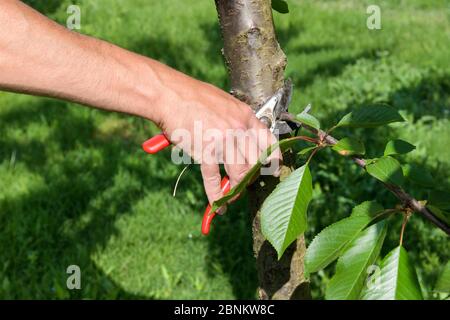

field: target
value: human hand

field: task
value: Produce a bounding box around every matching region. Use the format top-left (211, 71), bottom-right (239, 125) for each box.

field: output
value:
top-left (156, 76), bottom-right (282, 210)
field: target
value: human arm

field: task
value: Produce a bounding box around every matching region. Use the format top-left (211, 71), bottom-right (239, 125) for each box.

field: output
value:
top-left (0, 0), bottom-right (281, 206)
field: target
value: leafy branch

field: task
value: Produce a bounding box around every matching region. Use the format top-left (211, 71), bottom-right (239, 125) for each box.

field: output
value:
top-left (211, 104), bottom-right (449, 300)
top-left (281, 111), bottom-right (450, 236)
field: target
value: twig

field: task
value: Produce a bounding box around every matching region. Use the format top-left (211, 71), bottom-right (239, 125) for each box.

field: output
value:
top-left (295, 135), bottom-right (320, 144)
top-left (306, 147), bottom-right (319, 164)
top-left (281, 113), bottom-right (450, 236)
top-left (399, 211), bottom-right (411, 246)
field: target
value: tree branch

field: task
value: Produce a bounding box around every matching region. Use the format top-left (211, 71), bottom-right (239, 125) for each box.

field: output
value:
top-left (281, 113), bottom-right (450, 236)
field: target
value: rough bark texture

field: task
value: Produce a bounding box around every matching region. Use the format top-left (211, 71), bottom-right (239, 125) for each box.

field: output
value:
top-left (215, 0), bottom-right (310, 300)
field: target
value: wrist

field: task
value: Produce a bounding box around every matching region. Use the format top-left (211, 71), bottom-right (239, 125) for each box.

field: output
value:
top-left (124, 60), bottom-right (165, 125)
top-left (129, 58), bottom-right (198, 130)
top-left (114, 54), bottom-right (191, 130)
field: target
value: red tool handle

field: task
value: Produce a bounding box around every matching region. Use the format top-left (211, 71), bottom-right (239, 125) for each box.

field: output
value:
top-left (142, 134), bottom-right (232, 235)
top-left (142, 133), bottom-right (171, 154)
top-left (201, 176), bottom-right (231, 235)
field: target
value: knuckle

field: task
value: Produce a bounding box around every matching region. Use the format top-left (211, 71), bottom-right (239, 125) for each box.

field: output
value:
top-left (228, 118), bottom-right (247, 131)
top-left (244, 108), bottom-right (255, 120)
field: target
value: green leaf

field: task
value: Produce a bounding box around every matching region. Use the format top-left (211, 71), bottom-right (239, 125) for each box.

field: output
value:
top-left (211, 137), bottom-right (300, 212)
top-left (361, 246), bottom-right (423, 300)
top-left (305, 201), bottom-right (385, 273)
top-left (384, 139), bottom-right (416, 156)
top-left (366, 156), bottom-right (404, 186)
top-left (297, 146), bottom-right (317, 156)
top-left (402, 164), bottom-right (434, 187)
top-left (429, 190), bottom-right (450, 210)
top-left (351, 201), bottom-right (385, 218)
top-left (351, 200), bottom-right (396, 225)
top-left (435, 261), bottom-right (450, 293)
top-left (296, 112), bottom-right (320, 130)
top-left (364, 158), bottom-right (378, 165)
top-left (261, 164), bottom-right (312, 259)
top-left (335, 105), bottom-right (404, 128)
top-left (326, 221), bottom-right (387, 300)
top-left (271, 0), bottom-right (289, 14)
top-left (332, 137), bottom-right (366, 156)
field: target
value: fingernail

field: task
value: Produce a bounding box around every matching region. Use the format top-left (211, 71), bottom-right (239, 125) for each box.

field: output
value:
top-left (216, 205), bottom-right (227, 215)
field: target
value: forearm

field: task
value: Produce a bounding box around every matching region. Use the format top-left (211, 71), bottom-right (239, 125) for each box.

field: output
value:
top-left (0, 0), bottom-right (198, 125)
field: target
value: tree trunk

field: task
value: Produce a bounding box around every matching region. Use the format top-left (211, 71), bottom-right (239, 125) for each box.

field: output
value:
top-left (214, 0), bottom-right (310, 300)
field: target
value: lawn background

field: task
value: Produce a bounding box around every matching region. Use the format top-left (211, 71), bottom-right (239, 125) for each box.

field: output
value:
top-left (0, 0), bottom-right (449, 299)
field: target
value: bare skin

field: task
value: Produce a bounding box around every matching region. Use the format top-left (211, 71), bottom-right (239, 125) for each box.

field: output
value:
top-left (0, 0), bottom-right (281, 208)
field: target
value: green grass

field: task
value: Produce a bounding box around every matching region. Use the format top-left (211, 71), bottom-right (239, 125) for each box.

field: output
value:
top-left (0, 0), bottom-right (448, 299)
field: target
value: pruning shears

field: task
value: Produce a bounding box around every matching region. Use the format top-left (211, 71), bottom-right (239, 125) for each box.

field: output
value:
top-left (142, 81), bottom-right (297, 235)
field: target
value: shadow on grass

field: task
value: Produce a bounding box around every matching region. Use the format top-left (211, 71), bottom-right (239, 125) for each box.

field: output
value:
top-left (296, 50), bottom-right (379, 88)
top-left (22, 0), bottom-right (63, 15)
top-left (0, 98), bottom-right (191, 298)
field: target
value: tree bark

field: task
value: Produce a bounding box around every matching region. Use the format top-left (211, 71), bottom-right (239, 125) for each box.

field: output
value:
top-left (215, 0), bottom-right (310, 300)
